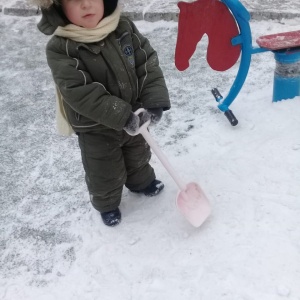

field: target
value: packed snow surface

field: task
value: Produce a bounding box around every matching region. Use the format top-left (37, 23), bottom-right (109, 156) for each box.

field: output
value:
top-left (1, 14), bottom-right (300, 300)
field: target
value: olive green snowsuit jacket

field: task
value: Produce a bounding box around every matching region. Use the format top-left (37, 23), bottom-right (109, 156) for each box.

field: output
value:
top-left (38, 8), bottom-right (170, 212)
top-left (38, 10), bottom-right (170, 132)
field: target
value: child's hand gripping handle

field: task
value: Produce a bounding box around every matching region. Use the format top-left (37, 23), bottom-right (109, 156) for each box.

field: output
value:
top-left (123, 108), bottom-right (151, 136)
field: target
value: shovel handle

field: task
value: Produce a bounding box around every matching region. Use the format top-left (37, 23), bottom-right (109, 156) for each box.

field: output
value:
top-left (134, 109), bottom-right (186, 191)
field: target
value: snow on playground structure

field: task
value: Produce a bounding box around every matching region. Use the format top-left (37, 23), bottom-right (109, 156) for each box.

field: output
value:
top-left (175, 0), bottom-right (300, 126)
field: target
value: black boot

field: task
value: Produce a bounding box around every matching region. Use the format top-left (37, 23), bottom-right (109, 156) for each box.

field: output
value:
top-left (100, 208), bottom-right (121, 227)
top-left (130, 179), bottom-right (164, 197)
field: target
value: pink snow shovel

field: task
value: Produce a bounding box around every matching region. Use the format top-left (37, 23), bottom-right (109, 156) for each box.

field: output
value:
top-left (134, 109), bottom-right (211, 227)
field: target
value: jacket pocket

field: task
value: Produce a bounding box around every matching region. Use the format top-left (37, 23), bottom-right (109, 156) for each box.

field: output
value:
top-left (65, 106), bottom-right (101, 130)
top-left (75, 112), bottom-right (81, 121)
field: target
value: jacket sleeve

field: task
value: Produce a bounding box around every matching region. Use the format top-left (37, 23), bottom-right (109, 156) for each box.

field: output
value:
top-left (129, 20), bottom-right (171, 111)
top-left (46, 36), bottom-right (132, 131)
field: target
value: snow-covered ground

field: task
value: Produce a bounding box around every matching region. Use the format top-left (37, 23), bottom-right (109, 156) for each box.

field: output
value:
top-left (1, 0), bottom-right (299, 18)
top-left (1, 13), bottom-right (300, 300)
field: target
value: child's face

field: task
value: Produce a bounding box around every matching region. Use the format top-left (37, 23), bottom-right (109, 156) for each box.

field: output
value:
top-left (61, 0), bottom-right (104, 28)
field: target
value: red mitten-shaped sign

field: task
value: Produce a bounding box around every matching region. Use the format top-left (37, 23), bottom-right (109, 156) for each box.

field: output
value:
top-left (175, 0), bottom-right (241, 72)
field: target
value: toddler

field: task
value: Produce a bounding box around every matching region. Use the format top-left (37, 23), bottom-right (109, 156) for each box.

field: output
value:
top-left (34, 0), bottom-right (171, 226)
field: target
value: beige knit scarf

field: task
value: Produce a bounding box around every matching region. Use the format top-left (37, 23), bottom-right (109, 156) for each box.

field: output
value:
top-left (53, 6), bottom-right (121, 135)
top-left (54, 5), bottom-right (121, 43)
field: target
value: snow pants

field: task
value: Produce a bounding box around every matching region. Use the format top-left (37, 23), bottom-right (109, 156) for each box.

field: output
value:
top-left (77, 129), bottom-right (155, 213)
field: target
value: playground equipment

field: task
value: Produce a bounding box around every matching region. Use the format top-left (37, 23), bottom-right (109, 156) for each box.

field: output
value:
top-left (175, 0), bottom-right (300, 126)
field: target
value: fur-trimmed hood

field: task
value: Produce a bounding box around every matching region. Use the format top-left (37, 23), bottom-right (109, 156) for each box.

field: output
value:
top-left (30, 0), bottom-right (60, 9)
top-left (30, 0), bottom-right (118, 10)
top-left (33, 0), bottom-right (119, 35)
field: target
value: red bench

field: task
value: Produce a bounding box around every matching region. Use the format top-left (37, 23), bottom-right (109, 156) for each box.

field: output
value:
top-left (257, 30), bottom-right (300, 102)
top-left (257, 30), bottom-right (300, 51)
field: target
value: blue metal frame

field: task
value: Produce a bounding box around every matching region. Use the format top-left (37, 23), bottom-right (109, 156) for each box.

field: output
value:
top-left (216, 0), bottom-right (269, 112)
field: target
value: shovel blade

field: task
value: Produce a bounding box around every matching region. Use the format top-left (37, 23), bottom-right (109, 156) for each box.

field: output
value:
top-left (176, 182), bottom-right (211, 227)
